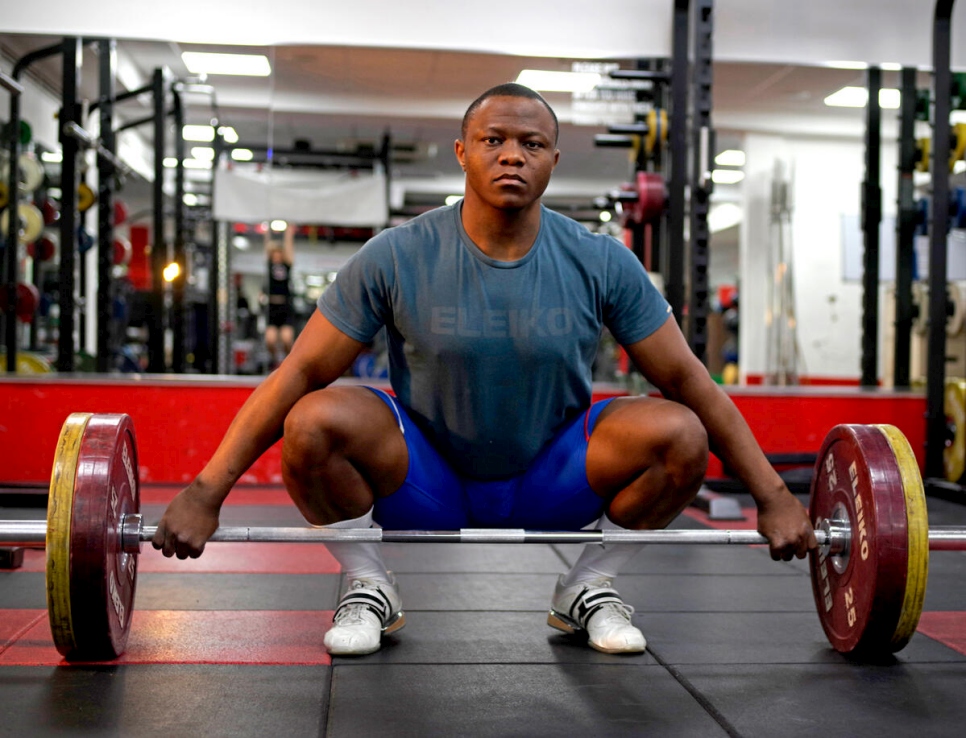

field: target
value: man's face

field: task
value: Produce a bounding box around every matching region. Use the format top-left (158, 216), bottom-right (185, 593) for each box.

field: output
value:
top-left (455, 96), bottom-right (560, 212)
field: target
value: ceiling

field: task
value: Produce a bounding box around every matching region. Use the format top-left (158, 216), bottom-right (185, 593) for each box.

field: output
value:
top-left (1, 35), bottom-right (912, 186)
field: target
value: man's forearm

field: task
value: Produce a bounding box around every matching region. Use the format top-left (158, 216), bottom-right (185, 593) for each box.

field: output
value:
top-left (677, 377), bottom-right (787, 506)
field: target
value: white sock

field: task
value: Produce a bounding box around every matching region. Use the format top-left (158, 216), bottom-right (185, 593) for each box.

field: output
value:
top-left (560, 514), bottom-right (644, 586)
top-left (313, 508), bottom-right (390, 584)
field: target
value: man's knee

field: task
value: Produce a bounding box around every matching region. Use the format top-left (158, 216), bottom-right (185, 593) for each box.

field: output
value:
top-left (665, 407), bottom-right (709, 485)
top-left (283, 389), bottom-right (349, 460)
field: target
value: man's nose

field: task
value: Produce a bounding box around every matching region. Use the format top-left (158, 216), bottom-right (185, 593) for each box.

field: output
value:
top-left (498, 141), bottom-right (526, 165)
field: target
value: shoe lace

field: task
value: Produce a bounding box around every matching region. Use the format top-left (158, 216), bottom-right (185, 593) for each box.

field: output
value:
top-left (597, 601), bottom-right (635, 625)
top-left (333, 603), bottom-right (372, 627)
top-left (332, 578), bottom-right (384, 628)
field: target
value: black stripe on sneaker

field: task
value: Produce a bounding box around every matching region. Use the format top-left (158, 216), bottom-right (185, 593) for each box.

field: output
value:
top-left (335, 590), bottom-right (392, 623)
top-left (571, 588), bottom-right (624, 627)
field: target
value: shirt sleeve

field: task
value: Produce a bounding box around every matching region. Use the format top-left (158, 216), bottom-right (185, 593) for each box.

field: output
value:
top-left (601, 237), bottom-right (673, 346)
top-left (317, 233), bottom-right (395, 343)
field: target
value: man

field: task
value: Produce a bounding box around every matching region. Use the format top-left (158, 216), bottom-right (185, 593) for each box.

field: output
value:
top-left (153, 83), bottom-right (815, 657)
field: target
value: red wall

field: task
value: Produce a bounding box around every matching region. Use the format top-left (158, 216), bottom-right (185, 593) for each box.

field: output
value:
top-left (0, 377), bottom-right (925, 486)
top-left (0, 377), bottom-right (632, 486)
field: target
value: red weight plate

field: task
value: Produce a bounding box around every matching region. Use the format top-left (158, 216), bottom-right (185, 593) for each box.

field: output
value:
top-left (635, 171), bottom-right (666, 224)
top-left (15, 282), bottom-right (38, 323)
top-left (41, 198), bottom-right (59, 225)
top-left (113, 236), bottom-right (132, 266)
top-left (113, 200), bottom-right (128, 226)
top-left (67, 413), bottom-right (140, 660)
top-left (808, 425), bottom-right (909, 655)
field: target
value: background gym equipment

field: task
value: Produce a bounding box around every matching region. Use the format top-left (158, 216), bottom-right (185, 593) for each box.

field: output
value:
top-left (0, 413), bottom-right (957, 661)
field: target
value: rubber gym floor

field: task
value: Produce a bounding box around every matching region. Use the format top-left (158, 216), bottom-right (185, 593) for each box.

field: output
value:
top-left (2, 486), bottom-right (966, 737)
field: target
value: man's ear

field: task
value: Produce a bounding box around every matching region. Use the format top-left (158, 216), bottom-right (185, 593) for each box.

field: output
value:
top-left (454, 139), bottom-right (466, 171)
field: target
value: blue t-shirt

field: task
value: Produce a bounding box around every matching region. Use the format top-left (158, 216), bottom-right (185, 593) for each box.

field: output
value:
top-left (318, 203), bottom-right (671, 479)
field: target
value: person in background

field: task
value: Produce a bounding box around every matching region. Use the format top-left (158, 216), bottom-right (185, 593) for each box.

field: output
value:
top-left (264, 223), bottom-right (296, 369)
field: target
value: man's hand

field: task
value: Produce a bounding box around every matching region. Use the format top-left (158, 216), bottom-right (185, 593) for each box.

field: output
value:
top-left (756, 489), bottom-right (817, 561)
top-left (151, 483), bottom-right (222, 559)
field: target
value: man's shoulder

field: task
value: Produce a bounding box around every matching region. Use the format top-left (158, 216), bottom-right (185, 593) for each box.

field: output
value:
top-left (541, 206), bottom-right (628, 256)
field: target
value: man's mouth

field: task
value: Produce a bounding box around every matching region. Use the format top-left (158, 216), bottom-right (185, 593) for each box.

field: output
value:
top-left (495, 174), bottom-right (525, 183)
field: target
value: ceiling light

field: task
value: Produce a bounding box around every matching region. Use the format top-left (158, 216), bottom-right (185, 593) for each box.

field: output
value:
top-left (40, 151), bottom-right (62, 163)
top-left (715, 149), bottom-right (745, 167)
top-left (444, 195), bottom-right (463, 206)
top-left (231, 148), bottom-right (254, 161)
top-left (218, 126), bottom-right (239, 144)
top-left (599, 211), bottom-right (612, 223)
top-left (955, 161), bottom-right (966, 174)
top-left (515, 69), bottom-right (601, 93)
top-left (163, 157), bottom-right (178, 168)
top-left (711, 170), bottom-right (745, 185)
top-left (708, 202), bottom-right (743, 233)
top-left (183, 159), bottom-right (212, 170)
top-left (824, 61), bottom-right (869, 70)
top-left (191, 146), bottom-right (215, 161)
top-left (181, 51), bottom-right (271, 77)
top-left (824, 86), bottom-right (901, 109)
top-left (270, 219), bottom-right (288, 232)
top-left (183, 124), bottom-right (215, 142)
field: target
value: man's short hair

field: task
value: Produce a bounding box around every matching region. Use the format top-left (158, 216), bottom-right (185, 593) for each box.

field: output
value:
top-left (461, 83), bottom-right (559, 145)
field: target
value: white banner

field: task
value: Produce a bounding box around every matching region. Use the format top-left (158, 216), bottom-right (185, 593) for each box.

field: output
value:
top-left (214, 167), bottom-right (388, 226)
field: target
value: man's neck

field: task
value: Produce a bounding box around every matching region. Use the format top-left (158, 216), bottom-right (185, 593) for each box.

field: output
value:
top-left (459, 200), bottom-right (542, 262)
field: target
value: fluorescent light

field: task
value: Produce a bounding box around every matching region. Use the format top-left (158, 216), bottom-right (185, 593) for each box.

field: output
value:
top-left (599, 211), bottom-right (612, 223)
top-left (181, 52), bottom-right (271, 77)
top-left (183, 193), bottom-right (198, 206)
top-left (191, 146), bottom-right (215, 161)
top-left (218, 126), bottom-right (239, 144)
top-left (880, 89), bottom-right (901, 108)
top-left (708, 202), bottom-right (743, 233)
top-left (444, 195), bottom-right (463, 206)
top-left (715, 149), bottom-right (745, 167)
top-left (824, 86), bottom-right (901, 109)
top-left (183, 124), bottom-right (215, 142)
top-left (163, 157), bottom-right (178, 168)
top-left (516, 69), bottom-right (601, 93)
top-left (881, 62), bottom-right (903, 71)
top-left (183, 159), bottom-right (212, 170)
top-left (711, 170), bottom-right (745, 185)
top-left (824, 60), bottom-right (869, 70)
top-left (40, 151), bottom-right (62, 163)
top-left (231, 148), bottom-right (254, 161)
top-left (270, 219), bottom-right (288, 232)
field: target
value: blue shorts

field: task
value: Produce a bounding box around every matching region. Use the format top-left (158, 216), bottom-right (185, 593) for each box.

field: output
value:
top-left (367, 387), bottom-right (614, 530)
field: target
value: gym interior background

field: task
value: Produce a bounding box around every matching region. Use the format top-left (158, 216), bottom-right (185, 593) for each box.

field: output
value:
top-left (4, 1), bottom-right (966, 736)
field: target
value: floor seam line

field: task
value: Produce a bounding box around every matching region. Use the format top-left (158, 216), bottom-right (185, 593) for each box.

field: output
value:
top-left (647, 645), bottom-right (744, 738)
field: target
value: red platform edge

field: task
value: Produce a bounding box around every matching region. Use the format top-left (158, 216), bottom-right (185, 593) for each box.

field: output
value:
top-left (0, 377), bottom-right (925, 485)
top-left (0, 378), bottom-right (629, 485)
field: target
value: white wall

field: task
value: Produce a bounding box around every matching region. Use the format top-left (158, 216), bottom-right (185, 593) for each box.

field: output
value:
top-left (739, 133), bottom-right (898, 381)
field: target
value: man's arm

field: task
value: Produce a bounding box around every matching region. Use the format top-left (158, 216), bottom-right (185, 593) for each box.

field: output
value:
top-left (624, 317), bottom-right (816, 560)
top-left (152, 311), bottom-right (367, 557)
top-left (283, 223), bottom-right (296, 265)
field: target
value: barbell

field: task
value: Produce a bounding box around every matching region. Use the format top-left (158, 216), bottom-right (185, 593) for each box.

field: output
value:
top-left (0, 413), bottom-right (962, 662)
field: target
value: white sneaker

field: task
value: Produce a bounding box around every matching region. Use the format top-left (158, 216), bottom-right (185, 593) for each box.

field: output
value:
top-left (323, 574), bottom-right (405, 656)
top-left (547, 575), bottom-right (646, 654)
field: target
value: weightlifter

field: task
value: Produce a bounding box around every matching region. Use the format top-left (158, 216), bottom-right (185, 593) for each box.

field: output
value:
top-left (153, 83), bottom-right (816, 656)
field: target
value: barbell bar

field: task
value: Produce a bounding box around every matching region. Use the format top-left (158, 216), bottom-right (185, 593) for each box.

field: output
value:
top-left (5, 515), bottom-right (966, 549)
top-left (0, 413), bottom-right (948, 662)
top-left (0, 518), bottom-right (851, 548)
